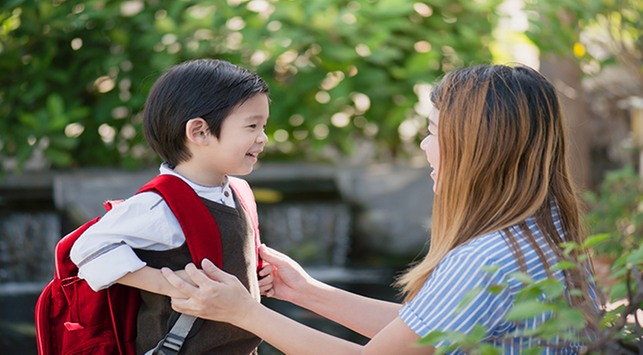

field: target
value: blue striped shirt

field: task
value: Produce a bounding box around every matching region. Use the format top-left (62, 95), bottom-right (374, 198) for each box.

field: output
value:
top-left (399, 209), bottom-right (595, 354)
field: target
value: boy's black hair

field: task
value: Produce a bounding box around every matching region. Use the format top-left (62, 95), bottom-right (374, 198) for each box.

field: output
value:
top-left (143, 59), bottom-right (269, 167)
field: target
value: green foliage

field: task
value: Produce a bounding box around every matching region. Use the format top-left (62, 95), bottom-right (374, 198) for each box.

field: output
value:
top-left (584, 165), bottom-right (643, 259)
top-left (0, 0), bottom-right (500, 171)
top-left (525, 0), bottom-right (643, 75)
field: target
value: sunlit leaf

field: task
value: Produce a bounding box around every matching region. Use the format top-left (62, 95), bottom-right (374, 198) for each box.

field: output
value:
top-left (481, 265), bottom-right (500, 273)
top-left (551, 261), bottom-right (576, 271)
top-left (416, 331), bottom-right (446, 346)
top-left (582, 233), bottom-right (610, 248)
top-left (509, 272), bottom-right (535, 285)
top-left (505, 301), bottom-right (555, 320)
top-left (539, 279), bottom-right (565, 299)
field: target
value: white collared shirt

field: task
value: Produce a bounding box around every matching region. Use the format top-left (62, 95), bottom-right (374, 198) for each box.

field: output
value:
top-left (70, 164), bottom-right (235, 291)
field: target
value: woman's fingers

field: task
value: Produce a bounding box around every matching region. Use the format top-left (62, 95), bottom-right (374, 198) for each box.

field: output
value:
top-left (258, 273), bottom-right (274, 295)
top-left (258, 264), bottom-right (274, 278)
top-left (161, 267), bottom-right (199, 298)
top-left (258, 273), bottom-right (274, 287)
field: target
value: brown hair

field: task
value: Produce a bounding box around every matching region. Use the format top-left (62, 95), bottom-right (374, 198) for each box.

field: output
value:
top-left (397, 65), bottom-right (591, 311)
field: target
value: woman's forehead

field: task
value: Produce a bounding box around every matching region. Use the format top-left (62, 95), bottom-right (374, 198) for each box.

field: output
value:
top-left (428, 108), bottom-right (439, 126)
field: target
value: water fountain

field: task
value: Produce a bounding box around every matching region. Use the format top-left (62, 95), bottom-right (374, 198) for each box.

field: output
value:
top-left (0, 173), bottom-right (60, 353)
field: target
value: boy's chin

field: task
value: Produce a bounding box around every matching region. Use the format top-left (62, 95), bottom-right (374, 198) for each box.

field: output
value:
top-left (231, 166), bottom-right (255, 176)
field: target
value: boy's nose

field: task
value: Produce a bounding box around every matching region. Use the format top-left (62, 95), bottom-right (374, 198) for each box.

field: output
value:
top-left (257, 131), bottom-right (268, 144)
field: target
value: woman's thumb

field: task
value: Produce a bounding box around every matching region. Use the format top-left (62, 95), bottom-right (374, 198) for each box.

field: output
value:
top-left (259, 244), bottom-right (285, 265)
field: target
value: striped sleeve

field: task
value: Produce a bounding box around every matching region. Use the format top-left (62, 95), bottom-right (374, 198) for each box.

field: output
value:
top-left (399, 242), bottom-right (514, 347)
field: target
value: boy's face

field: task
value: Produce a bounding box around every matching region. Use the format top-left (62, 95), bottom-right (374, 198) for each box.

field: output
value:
top-left (206, 93), bottom-right (269, 178)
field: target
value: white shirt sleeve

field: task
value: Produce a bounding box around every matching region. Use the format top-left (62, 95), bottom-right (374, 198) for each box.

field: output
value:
top-left (69, 164), bottom-right (238, 292)
top-left (69, 191), bottom-right (185, 291)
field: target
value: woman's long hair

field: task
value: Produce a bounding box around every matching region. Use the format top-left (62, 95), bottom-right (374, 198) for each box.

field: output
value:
top-left (397, 65), bottom-right (590, 309)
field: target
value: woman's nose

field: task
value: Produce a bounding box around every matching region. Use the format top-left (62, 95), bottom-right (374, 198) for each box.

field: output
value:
top-left (420, 135), bottom-right (430, 150)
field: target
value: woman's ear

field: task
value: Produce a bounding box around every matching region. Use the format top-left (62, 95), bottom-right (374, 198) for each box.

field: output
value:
top-left (185, 118), bottom-right (210, 145)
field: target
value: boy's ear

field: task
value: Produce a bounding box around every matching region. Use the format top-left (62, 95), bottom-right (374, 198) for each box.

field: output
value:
top-left (185, 118), bottom-right (210, 145)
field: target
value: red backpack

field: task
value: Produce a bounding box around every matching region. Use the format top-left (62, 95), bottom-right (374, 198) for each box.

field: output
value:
top-left (35, 174), bottom-right (262, 355)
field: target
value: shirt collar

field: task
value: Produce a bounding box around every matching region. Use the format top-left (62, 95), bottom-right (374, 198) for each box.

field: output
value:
top-left (158, 163), bottom-right (235, 206)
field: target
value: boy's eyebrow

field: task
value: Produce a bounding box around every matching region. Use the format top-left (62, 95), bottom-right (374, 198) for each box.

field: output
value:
top-left (244, 114), bottom-right (269, 120)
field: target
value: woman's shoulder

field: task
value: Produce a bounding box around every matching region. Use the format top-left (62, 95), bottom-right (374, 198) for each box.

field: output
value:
top-left (448, 229), bottom-right (511, 260)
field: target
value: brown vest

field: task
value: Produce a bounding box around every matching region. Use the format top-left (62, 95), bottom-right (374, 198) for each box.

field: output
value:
top-left (134, 194), bottom-right (261, 355)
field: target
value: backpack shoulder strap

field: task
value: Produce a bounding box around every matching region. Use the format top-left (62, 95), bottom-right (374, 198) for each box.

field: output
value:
top-left (228, 176), bottom-right (263, 270)
top-left (55, 217), bottom-right (101, 280)
top-left (137, 175), bottom-right (223, 269)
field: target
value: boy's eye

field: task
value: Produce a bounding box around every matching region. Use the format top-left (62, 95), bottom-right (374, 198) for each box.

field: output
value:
top-left (248, 124), bottom-right (257, 128)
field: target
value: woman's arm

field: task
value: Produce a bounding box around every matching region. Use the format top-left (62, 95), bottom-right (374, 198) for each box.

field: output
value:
top-left (258, 246), bottom-right (401, 338)
top-left (162, 261), bottom-right (433, 355)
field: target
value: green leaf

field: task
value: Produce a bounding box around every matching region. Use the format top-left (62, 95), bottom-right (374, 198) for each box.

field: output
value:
top-left (481, 264), bottom-right (500, 273)
top-left (479, 344), bottom-right (501, 355)
top-left (551, 261), bottom-right (577, 271)
top-left (66, 106), bottom-right (91, 122)
top-left (416, 331), bottom-right (446, 346)
top-left (469, 324), bottom-right (487, 342)
top-left (557, 309), bottom-right (586, 329)
top-left (505, 301), bottom-right (555, 320)
top-left (626, 246), bottom-right (643, 265)
top-left (582, 233), bottom-right (610, 248)
top-left (609, 281), bottom-right (629, 302)
top-left (539, 279), bottom-right (565, 299)
top-left (509, 272), bottom-right (535, 285)
top-left (559, 242), bottom-right (579, 257)
top-left (487, 284), bottom-right (507, 294)
top-left (522, 347), bottom-right (544, 355)
top-left (19, 112), bottom-right (39, 129)
top-left (46, 93), bottom-right (65, 118)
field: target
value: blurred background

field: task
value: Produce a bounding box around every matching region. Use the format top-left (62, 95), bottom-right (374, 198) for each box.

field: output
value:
top-left (1, 0), bottom-right (642, 353)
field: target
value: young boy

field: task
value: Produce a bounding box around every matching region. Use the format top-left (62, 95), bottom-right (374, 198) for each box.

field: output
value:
top-left (70, 59), bottom-right (270, 354)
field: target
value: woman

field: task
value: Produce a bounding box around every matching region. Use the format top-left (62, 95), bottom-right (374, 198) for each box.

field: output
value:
top-left (162, 64), bottom-right (598, 354)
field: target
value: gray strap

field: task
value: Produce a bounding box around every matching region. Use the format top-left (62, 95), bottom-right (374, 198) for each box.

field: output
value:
top-left (145, 314), bottom-right (198, 355)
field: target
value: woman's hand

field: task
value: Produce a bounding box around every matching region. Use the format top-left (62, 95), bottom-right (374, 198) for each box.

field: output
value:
top-left (161, 259), bottom-right (258, 325)
top-left (256, 244), bottom-right (318, 304)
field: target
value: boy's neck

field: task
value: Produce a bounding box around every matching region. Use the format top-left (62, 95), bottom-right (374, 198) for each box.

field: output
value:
top-left (172, 164), bottom-right (225, 187)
